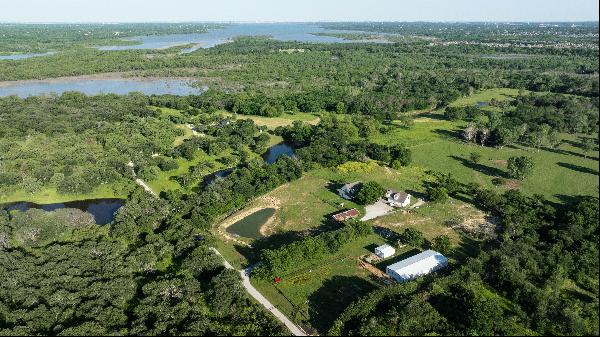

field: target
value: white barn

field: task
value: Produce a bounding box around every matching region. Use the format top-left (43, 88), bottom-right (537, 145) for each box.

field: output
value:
top-left (386, 250), bottom-right (448, 282)
top-left (374, 244), bottom-right (396, 259)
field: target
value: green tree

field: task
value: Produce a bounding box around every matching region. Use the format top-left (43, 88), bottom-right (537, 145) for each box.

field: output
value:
top-left (398, 228), bottom-right (425, 248)
top-left (507, 156), bottom-right (535, 180)
top-left (470, 152), bottom-right (482, 164)
top-left (428, 186), bottom-right (449, 203)
top-left (581, 137), bottom-right (595, 159)
top-left (355, 181), bottom-right (385, 205)
top-left (432, 235), bottom-right (453, 255)
top-left (390, 145), bottom-right (412, 167)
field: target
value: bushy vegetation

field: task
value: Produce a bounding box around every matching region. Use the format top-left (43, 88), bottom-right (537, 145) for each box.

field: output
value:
top-left (452, 93), bottom-right (599, 149)
top-left (254, 220), bottom-right (372, 279)
top-left (0, 94), bottom-right (182, 199)
top-left (355, 181), bottom-right (386, 205)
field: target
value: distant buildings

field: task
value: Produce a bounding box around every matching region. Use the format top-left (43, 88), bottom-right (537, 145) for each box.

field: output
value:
top-left (386, 250), bottom-right (448, 282)
top-left (338, 182), bottom-right (362, 200)
top-left (374, 244), bottom-right (396, 259)
top-left (385, 189), bottom-right (411, 208)
top-left (331, 208), bottom-right (360, 222)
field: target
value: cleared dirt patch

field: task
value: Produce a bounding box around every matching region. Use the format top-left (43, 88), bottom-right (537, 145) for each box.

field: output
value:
top-left (503, 179), bottom-right (522, 190)
top-left (361, 199), bottom-right (394, 221)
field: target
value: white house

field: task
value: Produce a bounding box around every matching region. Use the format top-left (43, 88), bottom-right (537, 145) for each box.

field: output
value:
top-left (386, 250), bottom-right (448, 282)
top-left (338, 182), bottom-right (362, 200)
top-left (385, 190), bottom-right (411, 207)
top-left (374, 244), bottom-right (396, 259)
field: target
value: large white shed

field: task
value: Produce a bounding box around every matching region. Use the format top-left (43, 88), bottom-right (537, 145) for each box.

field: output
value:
top-left (386, 250), bottom-right (448, 282)
top-left (374, 244), bottom-right (396, 259)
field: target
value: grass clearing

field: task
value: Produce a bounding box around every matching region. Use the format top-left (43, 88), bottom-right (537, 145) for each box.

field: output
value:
top-left (373, 112), bottom-right (598, 200)
top-left (223, 111), bottom-right (321, 129)
top-left (252, 234), bottom-right (384, 333)
top-left (448, 87), bottom-right (524, 110)
top-left (146, 149), bottom-right (233, 193)
top-left (173, 124), bottom-right (194, 146)
top-left (0, 181), bottom-right (131, 204)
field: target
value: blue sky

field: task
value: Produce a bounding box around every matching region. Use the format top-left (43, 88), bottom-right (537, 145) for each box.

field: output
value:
top-left (0, 0), bottom-right (598, 23)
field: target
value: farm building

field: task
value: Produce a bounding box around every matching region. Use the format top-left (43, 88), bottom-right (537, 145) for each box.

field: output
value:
top-left (331, 208), bottom-right (360, 222)
top-left (385, 189), bottom-right (411, 207)
top-left (338, 182), bottom-right (362, 200)
top-left (374, 244), bottom-right (396, 259)
top-left (386, 250), bottom-right (448, 282)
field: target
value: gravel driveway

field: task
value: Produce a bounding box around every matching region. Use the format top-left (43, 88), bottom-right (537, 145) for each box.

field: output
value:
top-left (361, 199), bottom-right (394, 221)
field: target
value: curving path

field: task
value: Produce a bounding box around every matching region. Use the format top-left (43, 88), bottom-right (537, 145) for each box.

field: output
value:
top-left (209, 247), bottom-right (307, 336)
top-left (127, 161), bottom-right (158, 197)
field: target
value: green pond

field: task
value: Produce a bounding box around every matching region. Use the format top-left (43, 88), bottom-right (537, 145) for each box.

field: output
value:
top-left (226, 208), bottom-right (276, 239)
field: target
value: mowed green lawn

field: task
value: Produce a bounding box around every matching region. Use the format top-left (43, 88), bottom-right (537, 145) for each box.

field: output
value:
top-left (373, 87), bottom-right (597, 200)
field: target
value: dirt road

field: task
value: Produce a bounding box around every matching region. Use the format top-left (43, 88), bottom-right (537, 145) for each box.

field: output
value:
top-left (209, 247), bottom-right (307, 336)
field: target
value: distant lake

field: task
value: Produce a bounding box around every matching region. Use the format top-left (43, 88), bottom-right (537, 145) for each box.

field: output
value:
top-left (0, 52), bottom-right (56, 60)
top-left (1, 198), bottom-right (124, 225)
top-left (99, 23), bottom-right (354, 51)
top-left (480, 54), bottom-right (535, 60)
top-left (0, 78), bottom-right (206, 97)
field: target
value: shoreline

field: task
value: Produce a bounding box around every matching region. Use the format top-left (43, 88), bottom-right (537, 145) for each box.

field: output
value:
top-left (0, 72), bottom-right (200, 87)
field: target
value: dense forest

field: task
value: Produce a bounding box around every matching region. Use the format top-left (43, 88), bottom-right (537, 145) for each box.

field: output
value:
top-left (0, 94), bottom-right (181, 195)
top-left (0, 190), bottom-right (285, 335)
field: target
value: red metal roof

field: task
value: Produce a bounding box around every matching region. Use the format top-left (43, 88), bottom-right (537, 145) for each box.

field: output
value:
top-left (332, 208), bottom-right (360, 222)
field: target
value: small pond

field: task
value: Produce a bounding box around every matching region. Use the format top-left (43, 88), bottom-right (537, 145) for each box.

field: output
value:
top-left (1, 198), bottom-right (124, 225)
top-left (0, 78), bottom-right (206, 97)
top-left (475, 101), bottom-right (489, 108)
top-left (226, 208), bottom-right (276, 239)
top-left (0, 52), bottom-right (57, 60)
top-left (262, 143), bottom-right (295, 164)
top-left (203, 167), bottom-right (235, 186)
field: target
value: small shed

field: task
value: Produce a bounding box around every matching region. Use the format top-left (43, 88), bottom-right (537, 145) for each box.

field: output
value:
top-left (386, 250), bottom-right (448, 282)
top-left (331, 208), bottom-right (360, 222)
top-left (374, 244), bottom-right (396, 259)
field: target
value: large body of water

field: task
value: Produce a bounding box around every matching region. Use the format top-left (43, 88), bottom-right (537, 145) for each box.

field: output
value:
top-left (99, 23), bottom-right (352, 51)
top-left (2, 198), bottom-right (124, 225)
top-left (0, 79), bottom-right (205, 98)
top-left (0, 24), bottom-right (385, 62)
